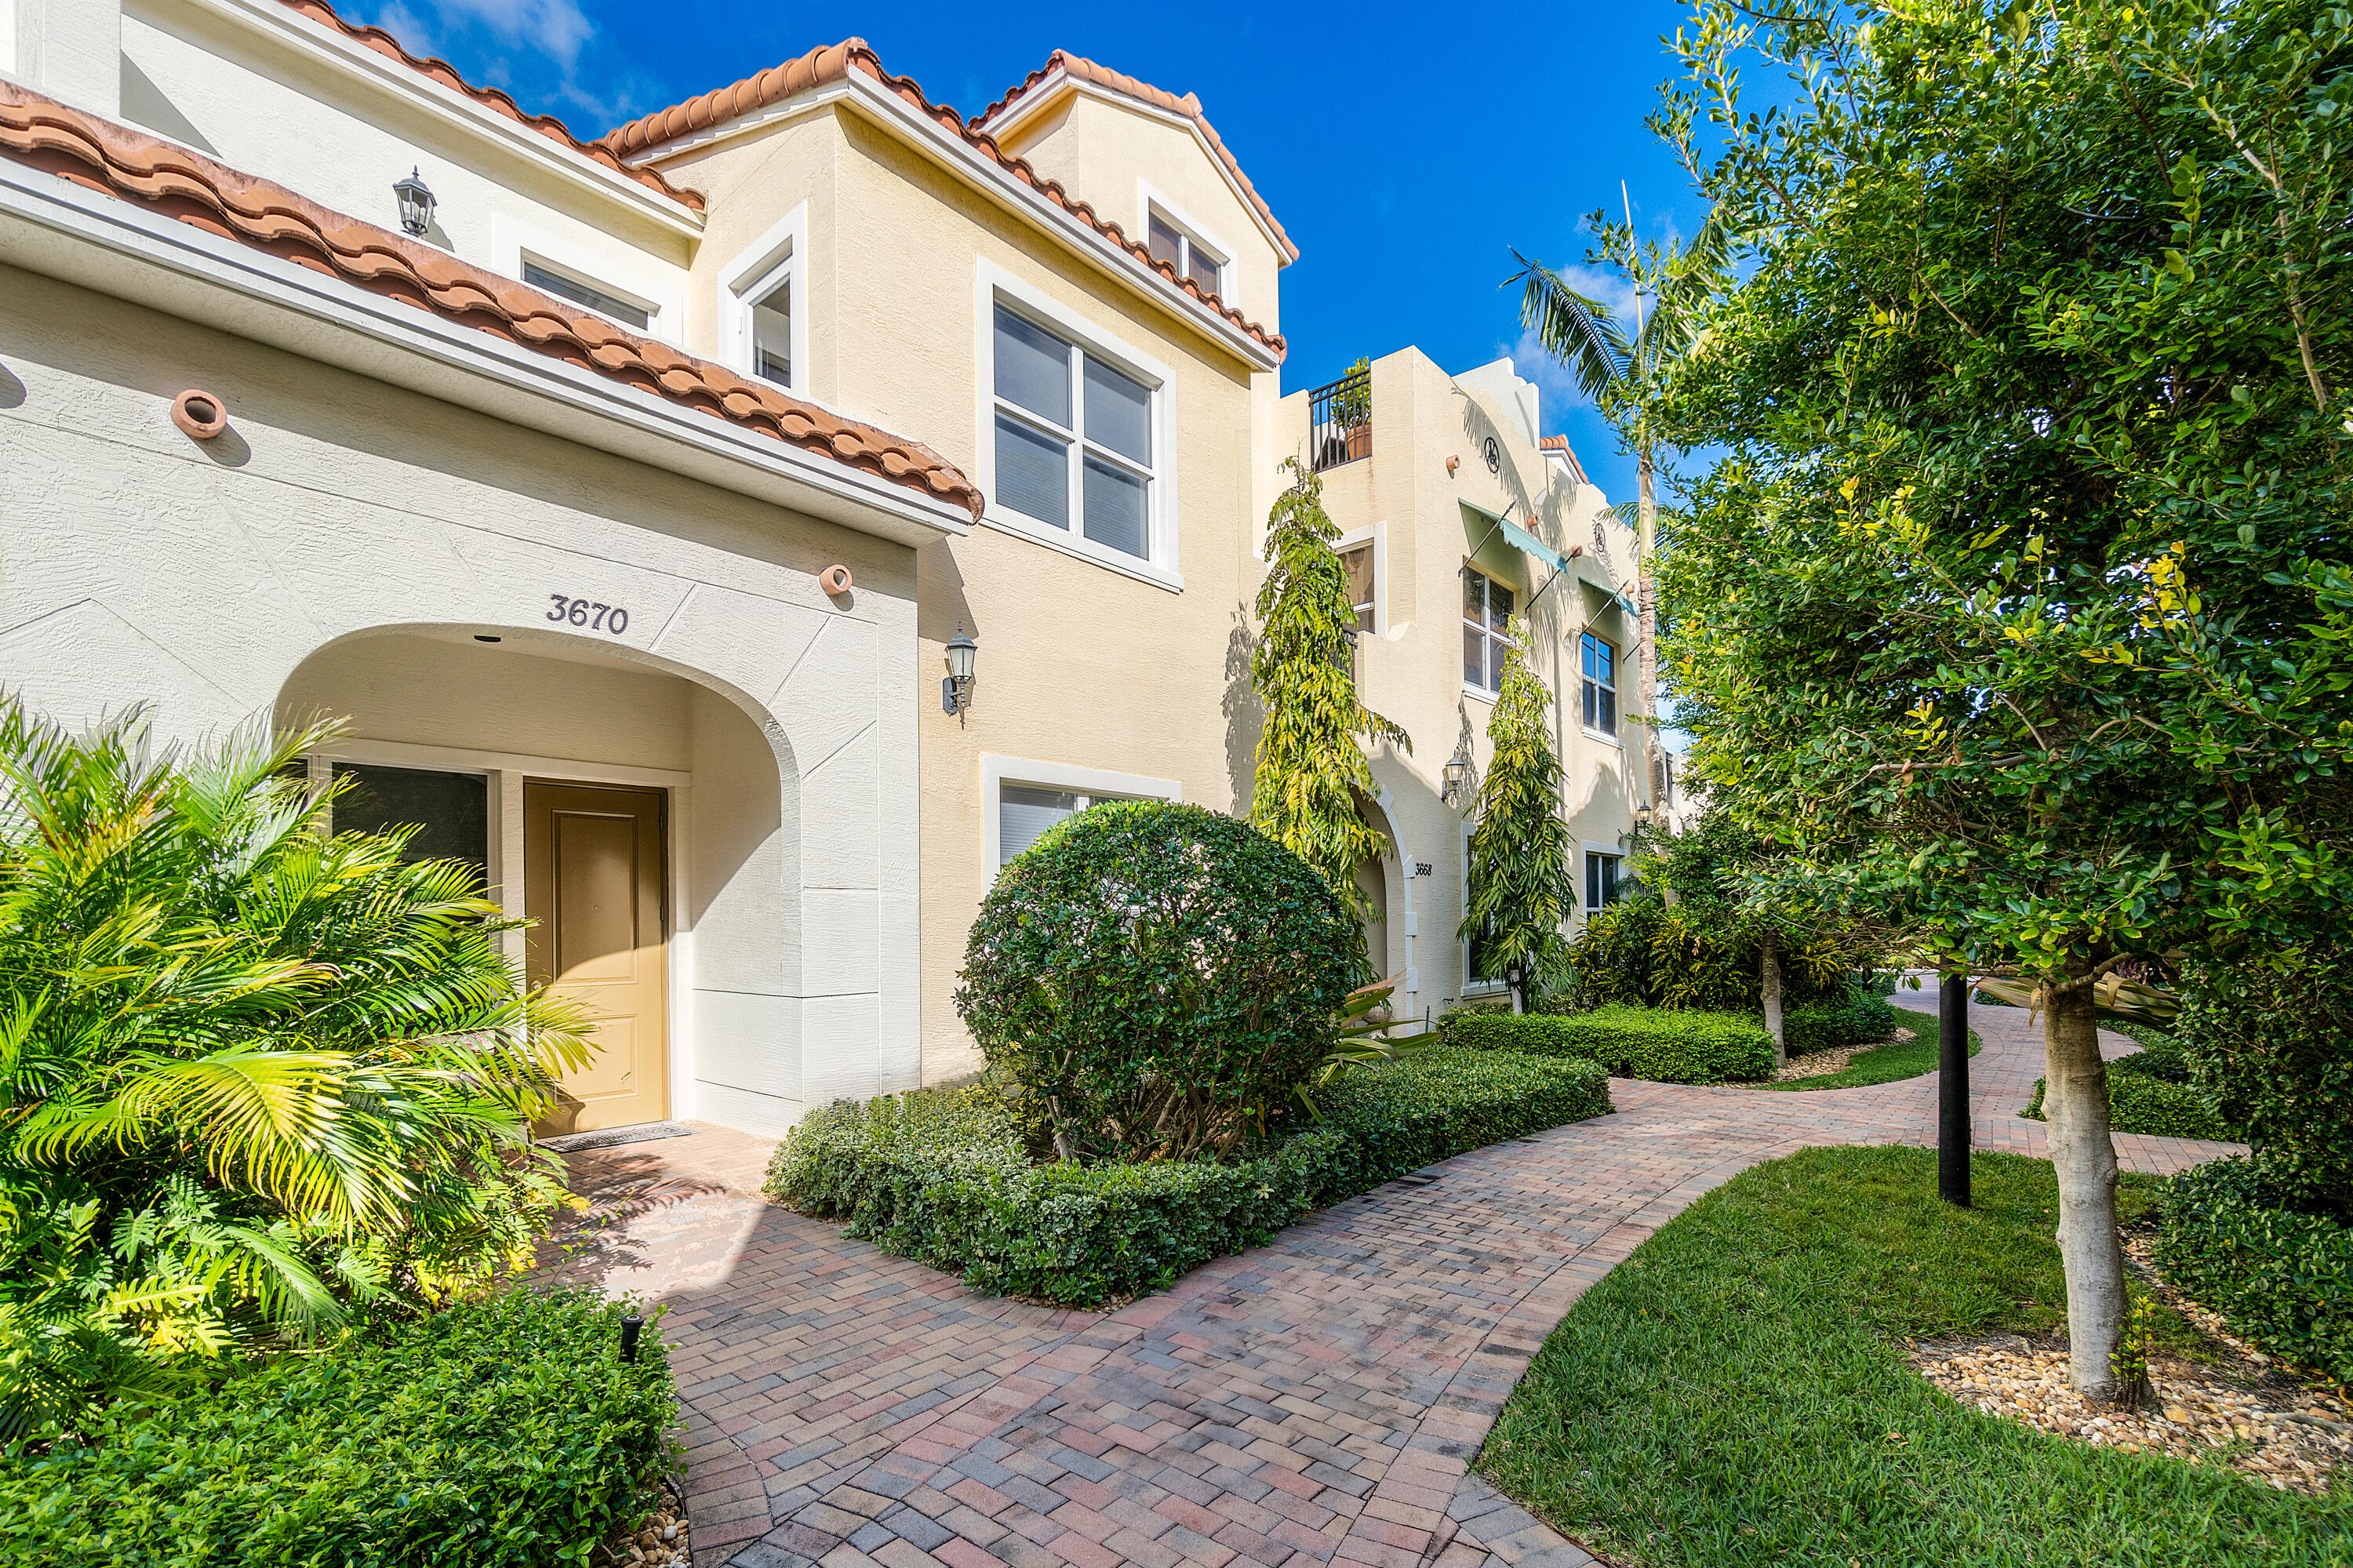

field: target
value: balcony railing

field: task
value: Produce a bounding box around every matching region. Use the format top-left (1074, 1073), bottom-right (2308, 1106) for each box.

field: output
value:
top-left (1308, 368), bottom-right (1372, 471)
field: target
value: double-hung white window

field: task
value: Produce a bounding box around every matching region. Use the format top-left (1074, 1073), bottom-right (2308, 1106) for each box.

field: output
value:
top-left (1580, 632), bottom-right (1620, 737)
top-left (991, 304), bottom-right (1158, 563)
top-left (1463, 568), bottom-right (1515, 696)
top-left (740, 261), bottom-right (792, 387)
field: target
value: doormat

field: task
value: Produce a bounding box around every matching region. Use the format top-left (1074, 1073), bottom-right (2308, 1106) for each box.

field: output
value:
top-left (539, 1122), bottom-right (695, 1154)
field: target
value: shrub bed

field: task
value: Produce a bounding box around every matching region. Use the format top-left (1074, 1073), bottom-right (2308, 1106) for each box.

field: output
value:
top-left (766, 1047), bottom-right (1611, 1306)
top-left (0, 1290), bottom-right (676, 1568)
top-left (1446, 1004), bottom-right (1776, 1084)
top-left (2158, 1156), bottom-right (2353, 1384)
top-left (2022, 1033), bottom-right (2240, 1141)
top-left (1782, 991), bottom-right (1904, 1056)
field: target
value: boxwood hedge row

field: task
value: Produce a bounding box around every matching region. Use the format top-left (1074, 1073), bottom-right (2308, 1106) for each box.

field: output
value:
top-left (1782, 992), bottom-right (1905, 1056)
top-left (2158, 1155), bottom-right (2353, 1384)
top-left (766, 1046), bottom-right (1611, 1306)
top-left (2022, 1032), bottom-right (2242, 1142)
top-left (0, 1290), bottom-right (676, 1568)
top-left (1445, 1005), bottom-right (1777, 1083)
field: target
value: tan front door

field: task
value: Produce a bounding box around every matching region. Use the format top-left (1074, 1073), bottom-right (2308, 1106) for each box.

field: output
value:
top-left (525, 781), bottom-right (668, 1133)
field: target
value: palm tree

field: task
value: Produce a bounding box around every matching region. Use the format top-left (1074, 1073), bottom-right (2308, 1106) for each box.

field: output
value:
top-left (0, 699), bottom-right (587, 1440)
top-left (1508, 215), bottom-right (1728, 809)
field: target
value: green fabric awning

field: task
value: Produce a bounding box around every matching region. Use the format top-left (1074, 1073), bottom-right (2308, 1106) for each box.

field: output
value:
top-left (1498, 515), bottom-right (1566, 576)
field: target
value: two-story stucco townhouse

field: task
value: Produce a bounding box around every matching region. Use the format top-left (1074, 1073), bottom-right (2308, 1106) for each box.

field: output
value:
top-left (1275, 347), bottom-right (1662, 1024)
top-left (0, 0), bottom-right (1290, 1137)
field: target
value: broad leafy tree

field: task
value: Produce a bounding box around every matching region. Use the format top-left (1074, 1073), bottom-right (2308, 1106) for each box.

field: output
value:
top-left (1462, 627), bottom-right (1580, 1012)
top-left (1649, 0), bottom-right (2351, 1403)
top-left (1251, 459), bottom-right (1409, 919)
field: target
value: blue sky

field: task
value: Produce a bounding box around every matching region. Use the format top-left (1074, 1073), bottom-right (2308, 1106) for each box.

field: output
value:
top-left (351, 0), bottom-right (1710, 504)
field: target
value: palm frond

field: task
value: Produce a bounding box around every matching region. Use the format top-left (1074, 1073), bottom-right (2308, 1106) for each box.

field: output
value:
top-left (1507, 250), bottom-right (1630, 404)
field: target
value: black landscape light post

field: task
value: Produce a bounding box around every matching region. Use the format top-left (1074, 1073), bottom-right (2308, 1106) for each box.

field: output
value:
top-left (1939, 973), bottom-right (1971, 1206)
top-left (620, 1314), bottom-right (644, 1364)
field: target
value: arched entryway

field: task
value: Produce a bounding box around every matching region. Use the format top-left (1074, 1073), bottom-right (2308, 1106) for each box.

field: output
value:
top-left (275, 624), bottom-right (807, 1136)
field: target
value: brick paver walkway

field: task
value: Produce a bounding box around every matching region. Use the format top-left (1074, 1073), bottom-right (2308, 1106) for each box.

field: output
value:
top-left (548, 991), bottom-right (2243, 1568)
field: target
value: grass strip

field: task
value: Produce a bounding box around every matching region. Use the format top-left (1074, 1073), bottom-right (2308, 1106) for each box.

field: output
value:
top-left (1478, 1147), bottom-right (2351, 1566)
top-left (1763, 1028), bottom-right (1984, 1093)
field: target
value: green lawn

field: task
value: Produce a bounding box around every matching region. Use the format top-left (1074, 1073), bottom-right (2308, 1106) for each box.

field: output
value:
top-left (1477, 1147), bottom-right (2351, 1566)
top-left (1762, 1027), bottom-right (1981, 1092)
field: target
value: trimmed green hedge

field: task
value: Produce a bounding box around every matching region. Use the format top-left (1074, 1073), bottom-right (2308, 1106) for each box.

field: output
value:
top-left (1446, 1005), bottom-right (1776, 1084)
top-left (0, 1290), bottom-right (676, 1568)
top-left (1783, 993), bottom-right (1904, 1056)
top-left (766, 1047), bottom-right (1611, 1306)
top-left (2022, 1034), bottom-right (2241, 1141)
top-left (2158, 1155), bottom-right (2353, 1384)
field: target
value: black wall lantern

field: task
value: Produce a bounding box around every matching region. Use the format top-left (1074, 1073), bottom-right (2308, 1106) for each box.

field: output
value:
top-left (393, 167), bottom-right (436, 236)
top-left (1442, 737), bottom-right (1473, 809)
top-left (942, 624), bottom-right (977, 723)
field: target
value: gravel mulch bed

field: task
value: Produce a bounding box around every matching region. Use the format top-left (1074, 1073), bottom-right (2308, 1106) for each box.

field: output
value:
top-left (597, 1478), bottom-right (689, 1567)
top-left (1770, 1027), bottom-right (1913, 1082)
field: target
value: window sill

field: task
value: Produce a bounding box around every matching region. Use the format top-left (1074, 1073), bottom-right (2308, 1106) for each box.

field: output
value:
top-left (1582, 728), bottom-right (1624, 749)
top-left (1461, 684), bottom-right (1499, 706)
top-left (981, 507), bottom-right (1184, 594)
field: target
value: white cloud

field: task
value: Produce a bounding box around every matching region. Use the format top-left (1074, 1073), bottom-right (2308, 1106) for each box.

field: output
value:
top-left (423, 0), bottom-right (596, 70)
top-left (1500, 262), bottom-right (1642, 416)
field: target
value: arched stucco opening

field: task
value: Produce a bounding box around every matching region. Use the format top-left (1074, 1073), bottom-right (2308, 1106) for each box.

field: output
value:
top-left (275, 624), bottom-right (809, 1136)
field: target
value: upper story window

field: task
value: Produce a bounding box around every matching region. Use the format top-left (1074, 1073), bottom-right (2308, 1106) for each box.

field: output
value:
top-left (1340, 541), bottom-right (1376, 633)
top-left (718, 207), bottom-right (807, 395)
top-left (743, 265), bottom-right (791, 387)
top-left (522, 259), bottom-right (652, 331)
top-left (1147, 211), bottom-right (1224, 299)
top-left (1587, 850), bottom-right (1624, 911)
top-left (1580, 631), bottom-right (1619, 737)
top-left (1463, 568), bottom-right (1515, 696)
top-left (991, 303), bottom-right (1158, 563)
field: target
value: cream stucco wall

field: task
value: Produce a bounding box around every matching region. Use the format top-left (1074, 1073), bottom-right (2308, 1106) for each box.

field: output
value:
top-left (1277, 347), bottom-right (1645, 1020)
top-left (0, 264), bottom-right (924, 1133)
top-left (112, 0), bottom-right (695, 337)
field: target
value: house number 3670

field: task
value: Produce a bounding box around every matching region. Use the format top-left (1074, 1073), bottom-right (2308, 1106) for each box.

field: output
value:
top-left (546, 595), bottom-right (630, 635)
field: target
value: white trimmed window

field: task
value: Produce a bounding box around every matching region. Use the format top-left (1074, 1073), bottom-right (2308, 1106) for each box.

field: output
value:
top-left (1463, 568), bottom-right (1515, 696)
top-left (991, 302), bottom-right (1160, 563)
top-left (1341, 541), bottom-right (1377, 633)
top-left (717, 207), bottom-right (809, 395)
top-left (998, 784), bottom-right (1136, 868)
top-left (1147, 209), bottom-right (1226, 300)
top-left (742, 263), bottom-right (792, 387)
top-left (1580, 632), bottom-right (1620, 737)
top-left (1587, 850), bottom-right (1624, 911)
top-left (984, 755), bottom-right (1181, 876)
top-left (522, 257), bottom-right (653, 332)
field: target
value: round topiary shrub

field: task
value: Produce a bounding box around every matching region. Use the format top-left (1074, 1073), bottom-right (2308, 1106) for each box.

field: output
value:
top-left (954, 800), bottom-right (1360, 1165)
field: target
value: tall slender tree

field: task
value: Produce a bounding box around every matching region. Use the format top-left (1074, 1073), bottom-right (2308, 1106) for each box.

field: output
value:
top-left (1461, 626), bottom-right (1580, 1012)
top-left (1508, 214), bottom-right (1728, 807)
top-left (1251, 459), bottom-right (1409, 919)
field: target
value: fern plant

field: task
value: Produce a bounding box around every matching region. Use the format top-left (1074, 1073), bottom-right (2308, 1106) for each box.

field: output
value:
top-left (0, 700), bottom-right (587, 1442)
top-left (1249, 458), bottom-right (1409, 920)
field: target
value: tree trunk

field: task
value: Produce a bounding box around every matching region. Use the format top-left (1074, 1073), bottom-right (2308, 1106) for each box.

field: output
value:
top-left (1636, 452), bottom-right (1661, 815)
top-left (1760, 931), bottom-right (1785, 1069)
top-left (2043, 985), bottom-right (2152, 1408)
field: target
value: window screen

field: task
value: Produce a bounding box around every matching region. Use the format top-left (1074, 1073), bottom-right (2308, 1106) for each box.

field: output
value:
top-left (331, 763), bottom-right (489, 889)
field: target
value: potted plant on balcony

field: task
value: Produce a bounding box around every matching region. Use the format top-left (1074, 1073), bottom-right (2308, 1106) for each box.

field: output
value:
top-left (1332, 357), bottom-right (1372, 462)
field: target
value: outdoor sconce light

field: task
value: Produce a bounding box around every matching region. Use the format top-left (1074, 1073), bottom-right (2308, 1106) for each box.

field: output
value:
top-left (393, 167), bottom-right (436, 236)
top-left (1633, 804), bottom-right (1655, 828)
top-left (1442, 738), bottom-right (1473, 809)
top-left (942, 623), bottom-right (977, 724)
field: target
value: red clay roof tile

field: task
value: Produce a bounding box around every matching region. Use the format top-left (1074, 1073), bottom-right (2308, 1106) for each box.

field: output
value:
top-left (971, 52), bottom-right (1297, 267)
top-left (271, 0), bottom-right (705, 213)
top-left (599, 41), bottom-right (1285, 361)
top-left (0, 82), bottom-right (980, 520)
top-left (1538, 434), bottom-right (1591, 486)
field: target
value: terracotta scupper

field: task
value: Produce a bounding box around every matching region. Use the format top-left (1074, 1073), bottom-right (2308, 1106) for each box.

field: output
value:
top-left (274, 0), bottom-right (705, 213)
top-left (599, 40), bottom-right (1286, 360)
top-left (973, 51), bottom-right (1298, 267)
top-left (0, 83), bottom-right (983, 520)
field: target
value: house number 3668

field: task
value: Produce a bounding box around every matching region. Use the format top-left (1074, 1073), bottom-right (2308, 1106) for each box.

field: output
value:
top-left (546, 595), bottom-right (630, 635)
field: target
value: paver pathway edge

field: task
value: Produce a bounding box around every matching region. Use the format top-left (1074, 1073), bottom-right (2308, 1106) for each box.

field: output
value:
top-left (546, 991), bottom-right (2244, 1568)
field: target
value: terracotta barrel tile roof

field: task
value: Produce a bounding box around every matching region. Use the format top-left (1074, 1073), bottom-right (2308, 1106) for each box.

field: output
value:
top-left (972, 51), bottom-right (1297, 267)
top-left (0, 82), bottom-right (980, 520)
top-left (599, 41), bottom-right (1286, 362)
top-left (271, 0), bottom-right (705, 213)
top-left (1538, 434), bottom-right (1591, 486)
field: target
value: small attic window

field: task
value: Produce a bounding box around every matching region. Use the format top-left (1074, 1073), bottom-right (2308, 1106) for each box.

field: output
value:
top-left (1147, 210), bottom-right (1224, 300)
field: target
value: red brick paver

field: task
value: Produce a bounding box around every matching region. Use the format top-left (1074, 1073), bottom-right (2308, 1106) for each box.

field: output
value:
top-left (545, 993), bottom-right (2242, 1568)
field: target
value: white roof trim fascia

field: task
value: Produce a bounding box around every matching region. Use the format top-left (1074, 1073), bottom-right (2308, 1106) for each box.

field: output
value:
top-left (0, 161), bottom-right (969, 544)
top-left (842, 74), bottom-right (1279, 372)
top-left (979, 70), bottom-right (1294, 267)
top-left (180, 0), bottom-right (703, 236)
top-left (627, 71), bottom-right (1281, 372)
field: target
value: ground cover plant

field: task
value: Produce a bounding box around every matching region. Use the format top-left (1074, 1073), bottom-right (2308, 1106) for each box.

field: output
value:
top-left (1447, 1004), bottom-right (1775, 1084)
top-left (1478, 1147), bottom-right (2352, 1566)
top-left (766, 1047), bottom-right (1611, 1306)
top-left (0, 1290), bottom-right (675, 1568)
top-left (0, 703), bottom-right (587, 1442)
